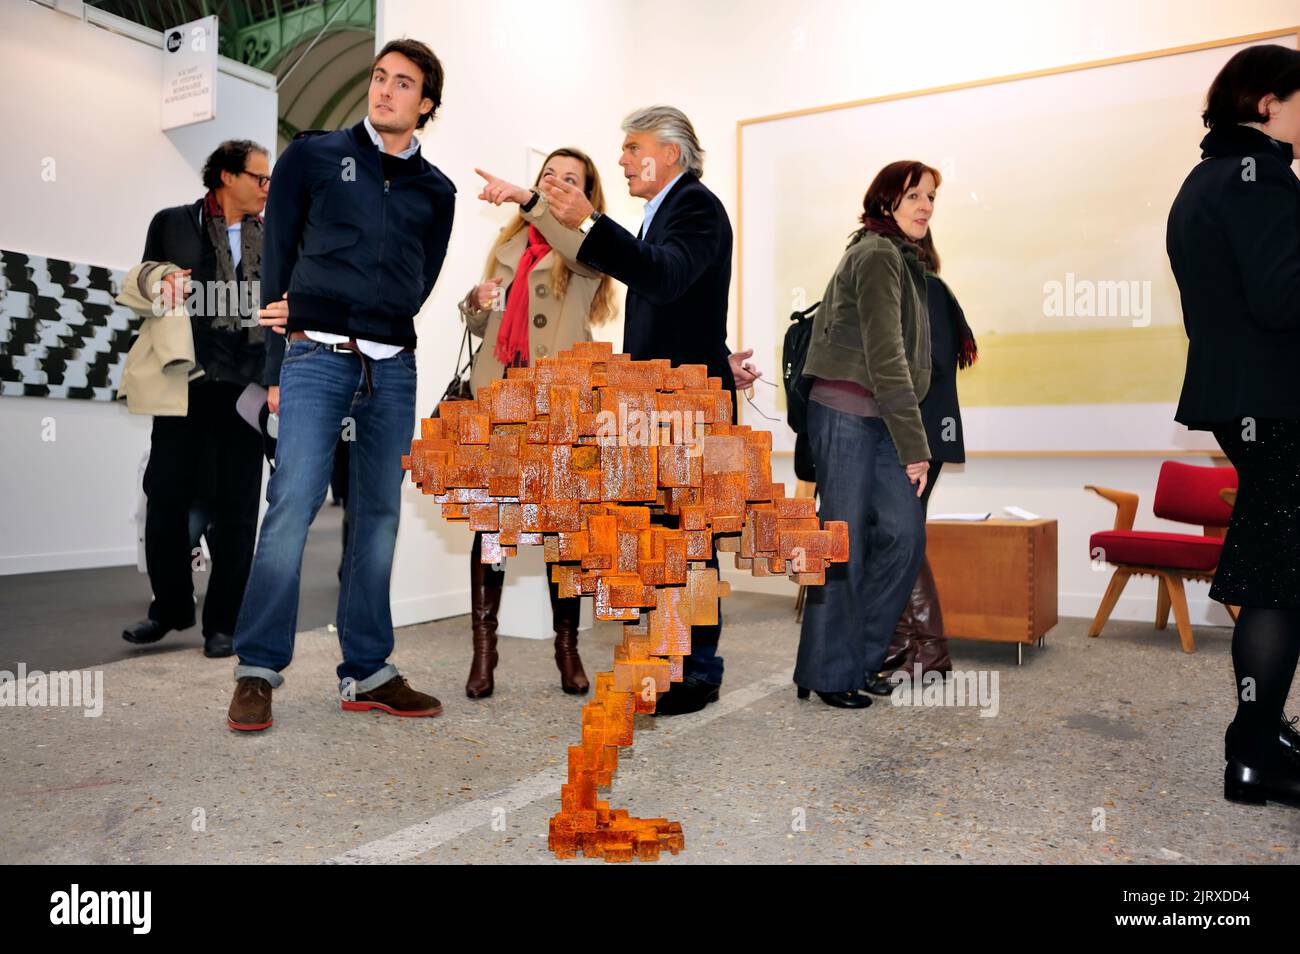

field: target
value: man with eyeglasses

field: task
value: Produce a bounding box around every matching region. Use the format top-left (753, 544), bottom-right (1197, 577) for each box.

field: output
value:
top-left (122, 139), bottom-right (272, 659)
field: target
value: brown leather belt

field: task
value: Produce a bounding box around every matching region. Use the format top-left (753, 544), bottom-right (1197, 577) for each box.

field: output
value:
top-left (288, 330), bottom-right (414, 353)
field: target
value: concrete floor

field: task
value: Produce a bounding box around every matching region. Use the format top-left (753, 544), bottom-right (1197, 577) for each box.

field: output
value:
top-left (3, 588), bottom-right (1299, 864)
top-left (0, 505), bottom-right (348, 675)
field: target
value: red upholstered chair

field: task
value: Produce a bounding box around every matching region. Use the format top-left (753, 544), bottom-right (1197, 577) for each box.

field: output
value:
top-left (1085, 462), bottom-right (1239, 653)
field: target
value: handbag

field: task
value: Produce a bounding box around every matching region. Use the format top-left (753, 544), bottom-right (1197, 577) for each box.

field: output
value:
top-left (435, 324), bottom-right (479, 411)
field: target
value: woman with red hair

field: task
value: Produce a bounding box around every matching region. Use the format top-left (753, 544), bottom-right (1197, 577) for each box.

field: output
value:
top-left (793, 161), bottom-right (941, 709)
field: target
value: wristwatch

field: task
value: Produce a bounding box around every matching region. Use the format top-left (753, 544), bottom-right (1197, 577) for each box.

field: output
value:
top-left (578, 210), bottom-right (603, 234)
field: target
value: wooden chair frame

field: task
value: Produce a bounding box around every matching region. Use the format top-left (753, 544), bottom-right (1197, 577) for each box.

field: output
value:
top-left (1084, 484), bottom-right (1238, 654)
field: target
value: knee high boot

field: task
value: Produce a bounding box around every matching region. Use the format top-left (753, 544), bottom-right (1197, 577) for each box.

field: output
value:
top-left (912, 556), bottom-right (951, 676)
top-left (550, 577), bottom-right (588, 695)
top-left (882, 556), bottom-right (951, 677)
top-left (882, 592), bottom-right (919, 676)
top-left (467, 533), bottom-right (504, 698)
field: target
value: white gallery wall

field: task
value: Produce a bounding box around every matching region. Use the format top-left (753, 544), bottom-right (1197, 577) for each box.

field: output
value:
top-left (383, 0), bottom-right (1299, 630)
top-left (0, 1), bottom-right (278, 574)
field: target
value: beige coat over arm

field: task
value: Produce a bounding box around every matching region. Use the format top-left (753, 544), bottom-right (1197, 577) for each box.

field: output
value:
top-left (115, 260), bottom-right (201, 416)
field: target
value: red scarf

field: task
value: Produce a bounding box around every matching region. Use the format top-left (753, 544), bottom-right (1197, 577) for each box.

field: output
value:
top-left (495, 225), bottom-right (551, 368)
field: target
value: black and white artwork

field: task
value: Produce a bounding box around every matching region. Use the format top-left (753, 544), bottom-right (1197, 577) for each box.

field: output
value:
top-left (0, 248), bottom-right (142, 400)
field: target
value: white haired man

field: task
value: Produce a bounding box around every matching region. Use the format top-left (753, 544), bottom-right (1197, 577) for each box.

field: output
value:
top-left (478, 104), bottom-right (761, 715)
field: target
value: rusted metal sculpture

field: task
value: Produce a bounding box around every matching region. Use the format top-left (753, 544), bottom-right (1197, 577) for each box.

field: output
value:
top-left (402, 342), bottom-right (847, 861)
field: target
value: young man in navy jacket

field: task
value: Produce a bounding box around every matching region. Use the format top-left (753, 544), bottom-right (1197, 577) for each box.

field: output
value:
top-left (226, 39), bottom-right (455, 731)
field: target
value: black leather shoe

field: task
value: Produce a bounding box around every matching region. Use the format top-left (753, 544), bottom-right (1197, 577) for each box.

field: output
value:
top-left (797, 686), bottom-right (872, 709)
top-left (1225, 757), bottom-right (1300, 808)
top-left (122, 618), bottom-right (192, 645)
top-left (1224, 716), bottom-right (1300, 764)
top-left (652, 680), bottom-right (720, 716)
top-left (863, 672), bottom-right (897, 696)
top-left (203, 631), bottom-right (234, 658)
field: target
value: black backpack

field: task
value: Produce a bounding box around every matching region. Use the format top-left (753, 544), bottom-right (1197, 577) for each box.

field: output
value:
top-left (782, 301), bottom-right (820, 482)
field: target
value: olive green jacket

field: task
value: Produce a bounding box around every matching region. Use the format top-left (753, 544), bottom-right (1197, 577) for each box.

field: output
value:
top-left (802, 231), bottom-right (932, 464)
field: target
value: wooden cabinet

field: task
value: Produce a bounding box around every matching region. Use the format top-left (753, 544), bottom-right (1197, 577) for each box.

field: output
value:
top-left (926, 519), bottom-right (1058, 648)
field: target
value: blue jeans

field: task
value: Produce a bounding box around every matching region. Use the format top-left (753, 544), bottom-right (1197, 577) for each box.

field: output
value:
top-left (794, 401), bottom-right (926, 693)
top-left (233, 338), bottom-right (416, 691)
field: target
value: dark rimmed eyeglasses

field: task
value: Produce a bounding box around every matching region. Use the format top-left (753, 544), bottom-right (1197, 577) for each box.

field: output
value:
top-left (241, 170), bottom-right (272, 188)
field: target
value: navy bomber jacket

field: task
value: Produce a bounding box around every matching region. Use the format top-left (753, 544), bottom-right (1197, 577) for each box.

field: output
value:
top-left (260, 119), bottom-right (456, 386)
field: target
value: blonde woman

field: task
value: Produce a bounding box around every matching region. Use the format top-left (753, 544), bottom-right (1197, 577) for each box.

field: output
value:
top-left (462, 147), bottom-right (615, 699)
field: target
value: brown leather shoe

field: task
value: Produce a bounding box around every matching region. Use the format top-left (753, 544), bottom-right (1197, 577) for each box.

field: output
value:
top-left (466, 533), bottom-right (504, 698)
top-left (343, 675), bottom-right (443, 717)
top-left (227, 676), bottom-right (273, 731)
top-left (551, 578), bottom-right (588, 694)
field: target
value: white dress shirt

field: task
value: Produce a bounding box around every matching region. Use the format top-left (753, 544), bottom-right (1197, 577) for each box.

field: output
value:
top-left (639, 171), bottom-right (686, 239)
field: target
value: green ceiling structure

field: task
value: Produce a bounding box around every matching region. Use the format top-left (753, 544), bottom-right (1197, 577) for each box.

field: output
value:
top-left (87, 0), bottom-right (377, 148)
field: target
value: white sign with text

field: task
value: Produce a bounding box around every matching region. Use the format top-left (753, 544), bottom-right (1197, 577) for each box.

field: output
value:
top-left (161, 15), bottom-right (217, 130)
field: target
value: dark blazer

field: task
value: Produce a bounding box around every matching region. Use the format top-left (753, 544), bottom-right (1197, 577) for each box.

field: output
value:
top-left (142, 200), bottom-right (264, 386)
top-left (1166, 124), bottom-right (1300, 428)
top-left (921, 274), bottom-right (966, 463)
top-left (576, 172), bottom-right (736, 404)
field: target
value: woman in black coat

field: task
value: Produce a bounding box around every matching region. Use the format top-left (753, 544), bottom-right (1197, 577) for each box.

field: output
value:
top-left (879, 263), bottom-right (977, 681)
top-left (1166, 44), bottom-right (1300, 808)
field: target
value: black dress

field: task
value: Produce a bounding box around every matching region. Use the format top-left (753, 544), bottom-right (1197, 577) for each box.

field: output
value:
top-left (1167, 124), bottom-right (1300, 608)
top-left (1209, 420), bottom-right (1300, 608)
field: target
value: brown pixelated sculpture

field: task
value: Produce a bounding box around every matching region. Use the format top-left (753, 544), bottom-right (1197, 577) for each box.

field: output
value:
top-left (402, 341), bottom-right (848, 862)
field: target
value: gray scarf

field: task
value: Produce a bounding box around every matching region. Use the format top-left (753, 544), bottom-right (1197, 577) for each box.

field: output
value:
top-left (203, 192), bottom-right (264, 342)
